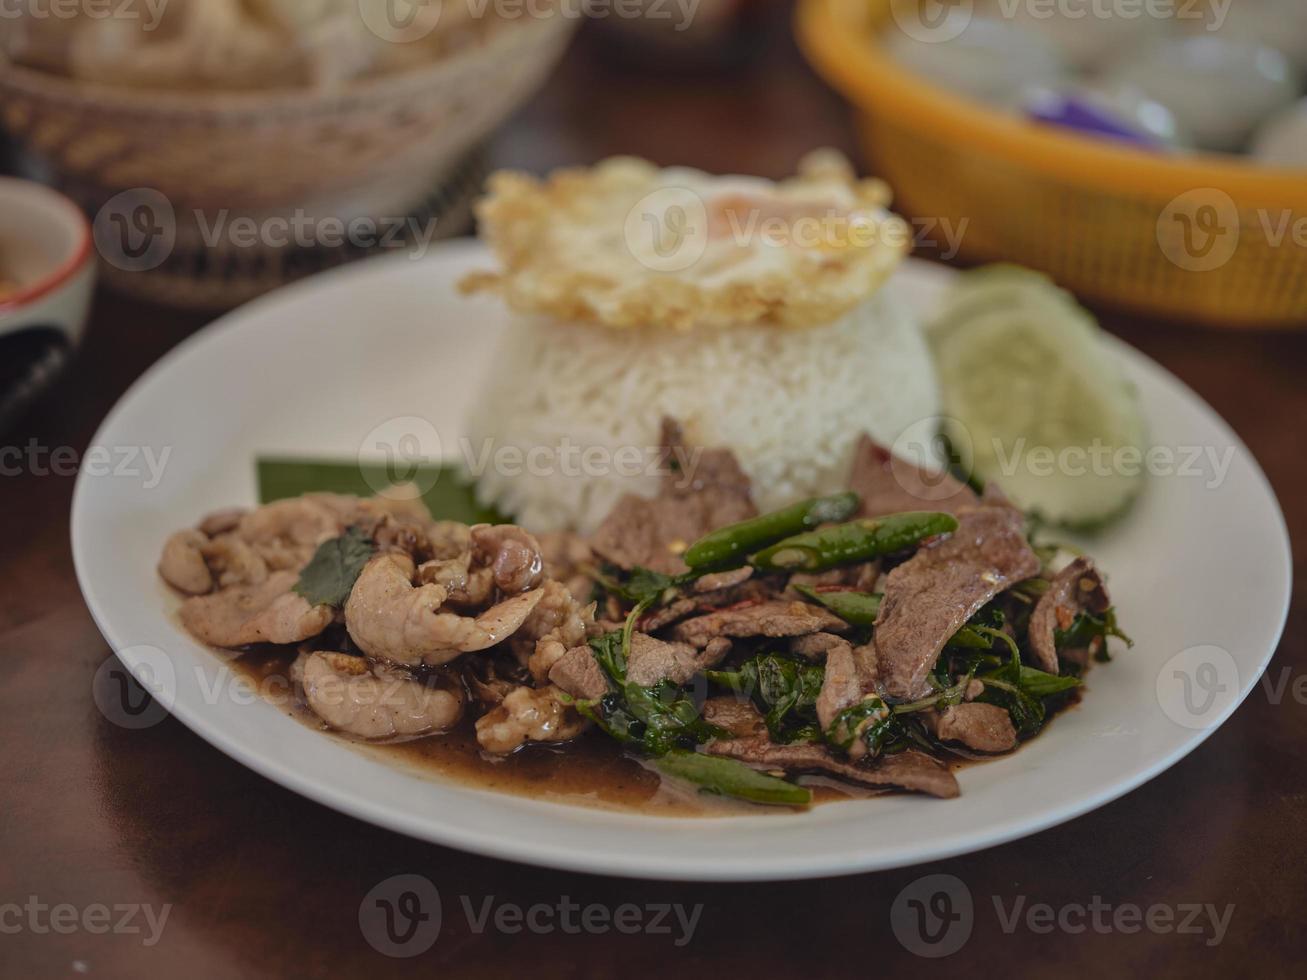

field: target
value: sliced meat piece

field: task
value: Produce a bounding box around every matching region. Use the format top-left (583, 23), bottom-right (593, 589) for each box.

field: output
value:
top-left (470, 523), bottom-right (544, 594)
top-left (814, 641), bottom-right (868, 733)
top-left (548, 646), bottom-right (609, 700)
top-left (702, 696), bottom-right (768, 738)
top-left (590, 418), bottom-right (756, 575)
top-left (814, 641), bottom-right (881, 759)
top-left (1027, 557), bottom-right (1111, 673)
top-left (848, 434), bottom-right (977, 518)
top-left (706, 737), bottom-right (959, 799)
top-left (475, 685), bottom-right (588, 754)
top-left (179, 571), bottom-right (332, 648)
top-left (927, 703), bottom-right (1017, 753)
top-left (624, 632), bottom-right (732, 687)
top-left (626, 632), bottom-right (701, 687)
top-left (345, 553), bottom-right (544, 667)
top-left (789, 632), bottom-right (849, 661)
top-left (874, 506), bottom-right (1040, 700)
top-left (786, 562), bottom-right (878, 596)
top-left (159, 529), bottom-right (213, 595)
top-left (692, 566), bottom-right (754, 594)
top-left (296, 651), bottom-right (462, 740)
top-left (639, 598), bottom-right (699, 633)
top-left (672, 600), bottom-right (847, 649)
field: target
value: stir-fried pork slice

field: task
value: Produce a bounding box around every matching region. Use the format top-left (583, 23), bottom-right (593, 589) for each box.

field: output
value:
top-left (475, 685), bottom-right (588, 754)
top-left (848, 434), bottom-right (978, 518)
top-left (159, 529), bottom-right (213, 595)
top-left (296, 651), bottom-right (462, 740)
top-left (1027, 557), bottom-right (1111, 673)
top-left (672, 599), bottom-right (847, 649)
top-left (875, 506), bottom-right (1040, 700)
top-left (470, 523), bottom-right (544, 594)
top-left (345, 553), bottom-right (544, 667)
top-left (927, 703), bottom-right (1017, 753)
top-left (522, 579), bottom-right (596, 683)
top-left (706, 735), bottom-right (959, 799)
top-left (548, 646), bottom-right (609, 700)
top-left (180, 571), bottom-right (332, 647)
top-left (590, 418), bottom-right (757, 575)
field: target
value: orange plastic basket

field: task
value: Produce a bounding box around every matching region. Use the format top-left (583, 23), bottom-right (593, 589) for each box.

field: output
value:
top-left (797, 0), bottom-right (1307, 329)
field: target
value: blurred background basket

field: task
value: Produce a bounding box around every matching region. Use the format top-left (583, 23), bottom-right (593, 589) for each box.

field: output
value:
top-left (798, 0), bottom-right (1307, 330)
top-left (0, 11), bottom-right (577, 307)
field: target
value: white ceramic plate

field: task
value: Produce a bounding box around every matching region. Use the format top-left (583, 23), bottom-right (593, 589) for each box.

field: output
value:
top-left (72, 241), bottom-right (1291, 881)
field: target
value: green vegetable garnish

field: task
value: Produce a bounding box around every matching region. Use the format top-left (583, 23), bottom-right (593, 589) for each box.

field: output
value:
top-left (576, 602), bottom-right (721, 756)
top-left (292, 527), bottom-right (375, 608)
top-left (682, 492), bottom-right (860, 569)
top-left (825, 696), bottom-right (897, 757)
top-left (654, 751), bottom-right (811, 807)
top-left (1056, 606), bottom-right (1133, 663)
top-left (706, 654), bottom-right (825, 744)
top-left (750, 512), bottom-right (958, 573)
top-left (794, 585), bottom-right (882, 626)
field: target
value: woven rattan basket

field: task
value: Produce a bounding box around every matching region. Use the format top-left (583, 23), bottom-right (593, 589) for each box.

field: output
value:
top-left (798, 0), bottom-right (1307, 329)
top-left (0, 13), bottom-right (575, 213)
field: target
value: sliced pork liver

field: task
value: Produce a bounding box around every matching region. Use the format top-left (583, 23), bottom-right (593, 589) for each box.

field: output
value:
top-left (672, 600), bottom-right (847, 649)
top-left (928, 703), bottom-right (1017, 753)
top-left (874, 506), bottom-right (1040, 700)
top-left (1027, 557), bottom-right (1111, 673)
top-left (590, 418), bottom-right (757, 575)
top-left (848, 434), bottom-right (978, 518)
top-left (548, 646), bottom-right (609, 700)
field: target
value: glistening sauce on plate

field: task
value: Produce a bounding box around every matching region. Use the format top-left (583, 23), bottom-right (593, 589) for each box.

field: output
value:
top-left (227, 649), bottom-right (864, 816)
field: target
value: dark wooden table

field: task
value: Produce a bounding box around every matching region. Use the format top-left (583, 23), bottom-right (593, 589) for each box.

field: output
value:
top-left (2, 21), bottom-right (1304, 979)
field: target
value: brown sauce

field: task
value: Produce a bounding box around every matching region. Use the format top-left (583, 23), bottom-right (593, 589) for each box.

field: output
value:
top-left (228, 649), bottom-right (860, 816)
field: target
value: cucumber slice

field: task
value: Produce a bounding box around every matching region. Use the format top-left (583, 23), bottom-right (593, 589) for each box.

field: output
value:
top-left (930, 269), bottom-right (1146, 529)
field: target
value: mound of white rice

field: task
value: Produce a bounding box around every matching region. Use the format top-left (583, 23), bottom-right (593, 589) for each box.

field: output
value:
top-left (467, 281), bottom-right (942, 533)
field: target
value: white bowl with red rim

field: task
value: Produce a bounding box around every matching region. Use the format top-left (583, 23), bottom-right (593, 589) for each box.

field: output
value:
top-left (0, 176), bottom-right (95, 425)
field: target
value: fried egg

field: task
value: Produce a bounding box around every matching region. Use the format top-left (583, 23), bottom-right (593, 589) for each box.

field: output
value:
top-left (461, 152), bottom-right (912, 331)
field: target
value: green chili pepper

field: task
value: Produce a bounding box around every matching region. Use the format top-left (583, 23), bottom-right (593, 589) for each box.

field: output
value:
top-left (683, 492), bottom-right (860, 570)
top-left (751, 512), bottom-right (959, 573)
top-left (654, 750), bottom-right (812, 806)
top-left (793, 585), bottom-right (882, 626)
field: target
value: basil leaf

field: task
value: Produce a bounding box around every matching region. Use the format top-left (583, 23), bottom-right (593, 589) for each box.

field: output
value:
top-left (292, 527), bottom-right (375, 608)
